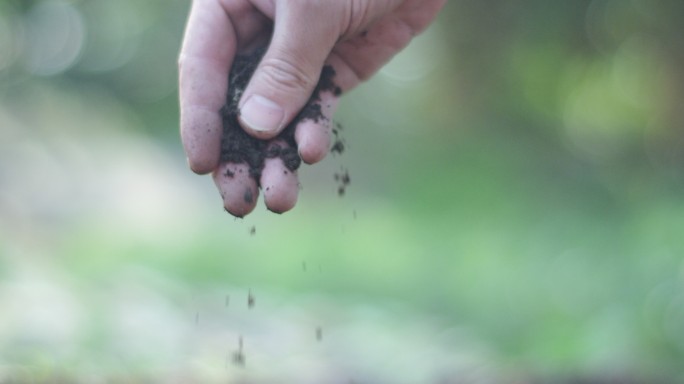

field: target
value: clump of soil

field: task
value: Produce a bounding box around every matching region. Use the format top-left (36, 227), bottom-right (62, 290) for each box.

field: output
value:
top-left (219, 47), bottom-right (342, 181)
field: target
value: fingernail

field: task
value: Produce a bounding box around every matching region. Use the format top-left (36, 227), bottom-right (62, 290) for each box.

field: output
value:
top-left (239, 95), bottom-right (284, 133)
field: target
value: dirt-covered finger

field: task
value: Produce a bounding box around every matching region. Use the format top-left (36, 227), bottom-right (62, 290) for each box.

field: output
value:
top-left (260, 149), bottom-right (299, 214)
top-left (179, 0), bottom-right (237, 174)
top-left (295, 91), bottom-right (339, 164)
top-left (213, 162), bottom-right (259, 218)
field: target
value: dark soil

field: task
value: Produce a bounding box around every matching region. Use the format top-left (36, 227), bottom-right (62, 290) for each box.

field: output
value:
top-left (220, 47), bottom-right (342, 181)
top-left (331, 122), bottom-right (345, 155)
top-left (231, 336), bottom-right (245, 367)
top-left (334, 168), bottom-right (351, 196)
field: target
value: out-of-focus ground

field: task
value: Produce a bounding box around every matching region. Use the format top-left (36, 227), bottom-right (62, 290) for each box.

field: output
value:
top-left (2, 0), bottom-right (684, 383)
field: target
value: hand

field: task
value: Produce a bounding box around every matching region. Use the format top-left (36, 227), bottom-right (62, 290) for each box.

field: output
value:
top-left (179, 0), bottom-right (445, 217)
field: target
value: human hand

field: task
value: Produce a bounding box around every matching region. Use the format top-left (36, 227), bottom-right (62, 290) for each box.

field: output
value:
top-left (179, 0), bottom-right (446, 217)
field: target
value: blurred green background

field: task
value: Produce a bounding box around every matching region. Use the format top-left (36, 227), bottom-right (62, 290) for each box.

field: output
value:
top-left (2, 0), bottom-right (684, 382)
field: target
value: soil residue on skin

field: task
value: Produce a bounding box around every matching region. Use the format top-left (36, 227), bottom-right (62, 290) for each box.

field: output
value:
top-left (220, 47), bottom-right (342, 181)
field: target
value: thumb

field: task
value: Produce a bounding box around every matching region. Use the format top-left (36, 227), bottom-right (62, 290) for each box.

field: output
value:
top-left (237, 2), bottom-right (342, 139)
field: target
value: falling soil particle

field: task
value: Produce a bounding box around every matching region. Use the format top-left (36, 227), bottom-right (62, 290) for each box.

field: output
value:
top-left (334, 168), bottom-right (351, 196)
top-left (231, 351), bottom-right (245, 367)
top-left (247, 290), bottom-right (255, 309)
top-left (316, 326), bottom-right (323, 341)
top-left (231, 336), bottom-right (246, 367)
top-left (331, 122), bottom-right (346, 155)
top-left (225, 295), bottom-right (230, 307)
top-left (219, 46), bottom-right (342, 182)
top-left (249, 226), bottom-right (256, 236)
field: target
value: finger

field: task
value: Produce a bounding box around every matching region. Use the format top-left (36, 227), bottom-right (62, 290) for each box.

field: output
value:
top-left (179, 0), bottom-right (237, 174)
top-left (237, 1), bottom-right (344, 139)
top-left (295, 92), bottom-right (340, 164)
top-left (260, 144), bottom-right (299, 214)
top-left (213, 163), bottom-right (259, 218)
top-left (329, 0), bottom-right (447, 92)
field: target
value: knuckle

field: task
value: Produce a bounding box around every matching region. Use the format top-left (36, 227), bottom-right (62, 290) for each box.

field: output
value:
top-left (257, 56), bottom-right (317, 94)
top-left (346, 0), bottom-right (369, 33)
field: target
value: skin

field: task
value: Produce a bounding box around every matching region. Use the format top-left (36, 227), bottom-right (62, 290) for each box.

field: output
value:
top-left (179, 0), bottom-right (446, 215)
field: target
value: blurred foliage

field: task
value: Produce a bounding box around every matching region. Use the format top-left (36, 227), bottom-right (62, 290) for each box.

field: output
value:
top-left (2, 0), bottom-right (684, 382)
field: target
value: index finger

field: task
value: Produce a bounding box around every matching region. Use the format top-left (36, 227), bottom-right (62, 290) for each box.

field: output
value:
top-left (178, 0), bottom-right (237, 174)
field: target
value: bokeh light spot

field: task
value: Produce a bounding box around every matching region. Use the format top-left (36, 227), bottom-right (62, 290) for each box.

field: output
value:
top-left (22, 1), bottom-right (85, 76)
